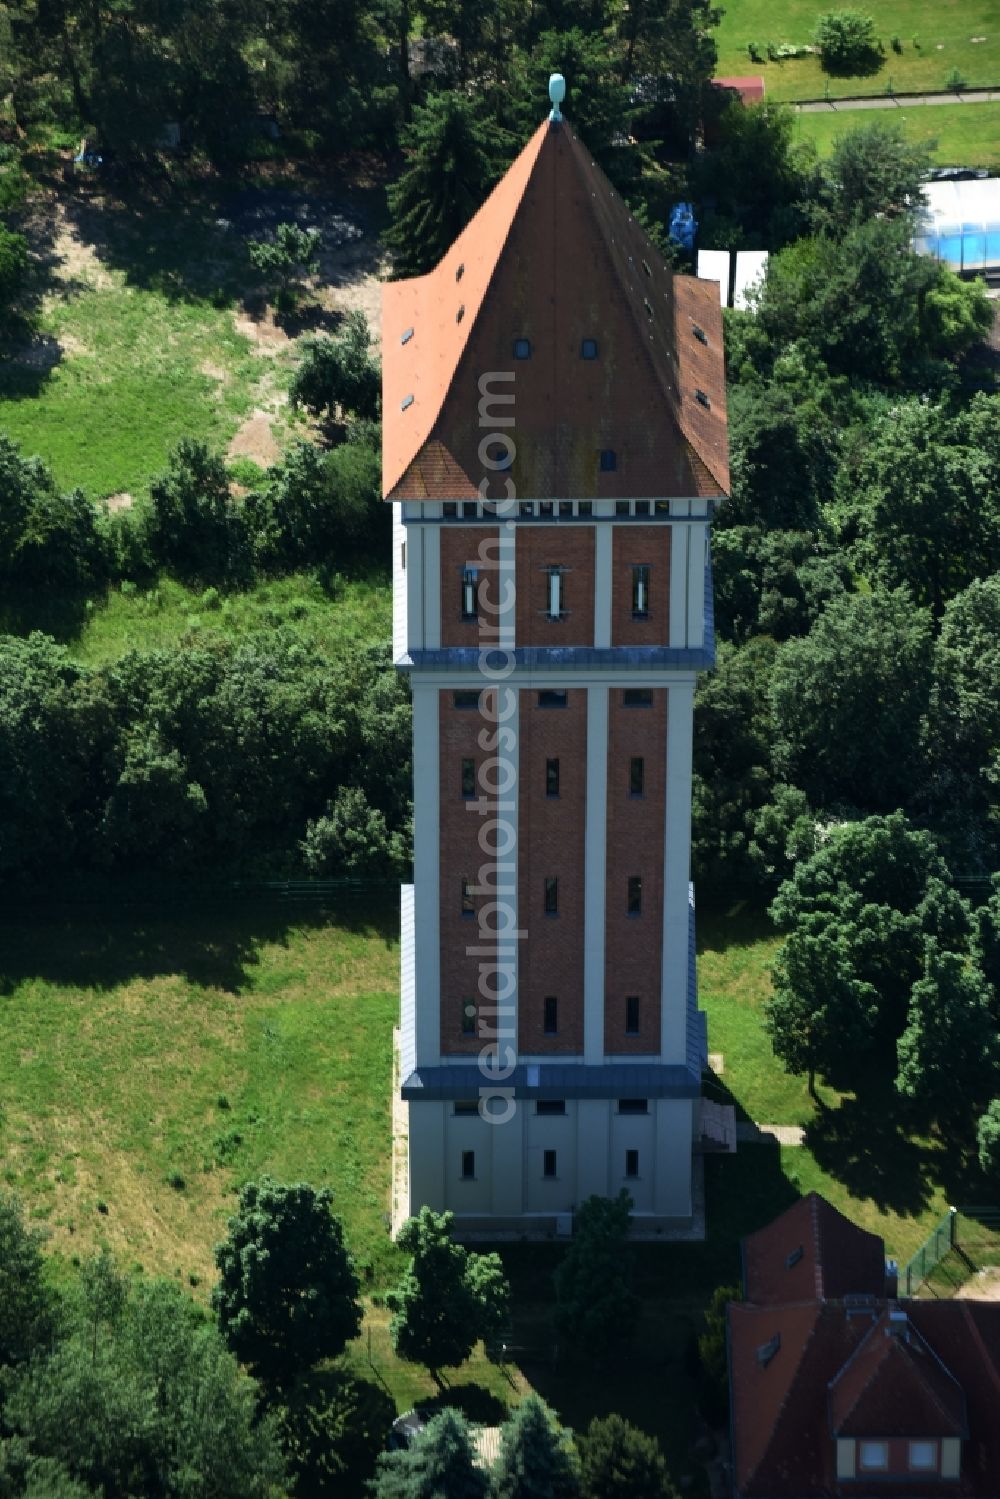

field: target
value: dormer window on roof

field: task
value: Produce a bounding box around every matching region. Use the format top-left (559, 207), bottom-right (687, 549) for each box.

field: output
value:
top-left (696, 389), bottom-right (711, 408)
top-left (513, 338), bottom-right (531, 359)
top-left (757, 1334), bottom-right (781, 1368)
top-left (692, 323), bottom-right (708, 345)
top-left (581, 338), bottom-right (598, 359)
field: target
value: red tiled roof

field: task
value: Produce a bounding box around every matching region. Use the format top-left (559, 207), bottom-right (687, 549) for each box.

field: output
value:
top-left (829, 1310), bottom-right (967, 1437)
top-left (382, 117), bottom-right (729, 501)
top-left (729, 1196), bottom-right (1000, 1498)
top-left (742, 1191), bottom-right (887, 1306)
top-left (713, 76), bottom-right (766, 104)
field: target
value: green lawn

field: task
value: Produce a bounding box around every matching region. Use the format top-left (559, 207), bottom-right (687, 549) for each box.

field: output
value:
top-left (66, 572), bottom-right (392, 667)
top-left (0, 890), bottom-right (974, 1476)
top-left (793, 100), bottom-right (1000, 169)
top-left (0, 900), bottom-right (402, 1287)
top-left (714, 0), bottom-right (1000, 100)
top-left (0, 277), bottom-right (275, 498)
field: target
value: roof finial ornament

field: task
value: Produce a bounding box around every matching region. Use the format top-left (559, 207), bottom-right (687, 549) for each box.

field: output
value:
top-left (548, 73), bottom-right (566, 123)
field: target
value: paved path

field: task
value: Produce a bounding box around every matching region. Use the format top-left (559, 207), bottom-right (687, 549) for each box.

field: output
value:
top-left (737, 1122), bottom-right (806, 1145)
top-left (797, 89), bottom-right (1000, 113)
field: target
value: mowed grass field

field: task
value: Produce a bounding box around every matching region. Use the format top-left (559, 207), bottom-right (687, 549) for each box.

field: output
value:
top-left (0, 271), bottom-right (276, 498)
top-left (0, 901), bottom-right (402, 1287)
top-left (697, 898), bottom-right (954, 1265)
top-left (713, 0), bottom-right (1000, 100)
top-left (793, 100), bottom-right (1000, 169)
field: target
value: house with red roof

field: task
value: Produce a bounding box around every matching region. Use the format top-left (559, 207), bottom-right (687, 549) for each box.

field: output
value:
top-left (728, 1193), bottom-right (1000, 1496)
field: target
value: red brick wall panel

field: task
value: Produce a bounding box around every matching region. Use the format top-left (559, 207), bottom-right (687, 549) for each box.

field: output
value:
top-left (604, 688), bottom-right (666, 1053)
top-left (517, 687), bottom-right (587, 1053)
top-left (440, 525), bottom-right (501, 648)
top-left (439, 688), bottom-right (501, 1054)
top-left (515, 525), bottom-right (595, 647)
top-left (611, 525), bottom-right (671, 646)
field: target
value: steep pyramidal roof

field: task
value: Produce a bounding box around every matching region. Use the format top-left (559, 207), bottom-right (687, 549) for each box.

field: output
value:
top-left (382, 117), bottom-right (729, 501)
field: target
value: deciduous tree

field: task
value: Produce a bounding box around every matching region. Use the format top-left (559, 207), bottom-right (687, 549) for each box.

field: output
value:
top-left (213, 1178), bottom-right (362, 1393)
top-left (896, 945), bottom-right (1000, 1125)
top-left (553, 1191), bottom-right (637, 1359)
top-left (388, 1208), bottom-right (509, 1382)
top-left (770, 589), bottom-right (932, 812)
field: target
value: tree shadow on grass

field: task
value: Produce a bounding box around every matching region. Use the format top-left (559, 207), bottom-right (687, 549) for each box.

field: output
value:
top-left (802, 1092), bottom-right (939, 1219)
top-left (0, 888), bottom-right (398, 996)
top-left (415, 1382), bottom-right (508, 1425)
top-left (52, 174), bottom-right (388, 308)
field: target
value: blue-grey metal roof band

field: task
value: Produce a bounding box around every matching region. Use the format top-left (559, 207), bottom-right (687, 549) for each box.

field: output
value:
top-left (401, 1062), bottom-right (702, 1101)
top-left (401, 644), bottom-right (715, 672)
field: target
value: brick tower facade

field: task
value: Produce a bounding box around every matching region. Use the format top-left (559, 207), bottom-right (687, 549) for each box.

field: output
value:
top-left (384, 110), bottom-right (730, 1233)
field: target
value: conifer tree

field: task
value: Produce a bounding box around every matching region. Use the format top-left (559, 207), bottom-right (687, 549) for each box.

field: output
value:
top-left (491, 1395), bottom-right (581, 1499)
top-left (371, 1408), bottom-right (488, 1499)
top-left (387, 95), bottom-right (500, 277)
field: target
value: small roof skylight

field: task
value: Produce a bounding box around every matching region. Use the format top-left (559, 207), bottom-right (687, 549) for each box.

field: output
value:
top-left (401, 327), bottom-right (414, 345)
top-left (401, 394), bottom-right (414, 411)
top-left (695, 389), bottom-right (711, 408)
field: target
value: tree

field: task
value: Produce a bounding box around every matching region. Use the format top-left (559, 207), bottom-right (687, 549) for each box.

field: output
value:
top-left (213, 1178), bottom-right (362, 1393)
top-left (896, 945), bottom-right (1000, 1126)
top-left (813, 11), bottom-right (883, 76)
top-left (248, 222), bottom-right (321, 309)
top-left (372, 1408), bottom-right (488, 1499)
top-left (0, 436), bottom-right (105, 593)
top-left (0, 1195), bottom-right (56, 1372)
top-left (388, 1208), bottom-right (509, 1382)
top-left (0, 224), bottom-right (28, 319)
top-left (290, 311), bottom-right (381, 424)
top-left (770, 589), bottom-right (933, 812)
top-left (491, 1395), bottom-right (581, 1499)
top-left (697, 1285), bottom-right (738, 1424)
top-left (712, 528), bottom-right (849, 644)
top-left (387, 93), bottom-right (499, 277)
top-left (977, 1100), bottom-right (1000, 1181)
top-left (146, 439), bottom-right (245, 583)
top-left (100, 733), bottom-right (207, 869)
top-left (767, 814), bottom-right (972, 1082)
top-left (926, 574), bottom-right (1000, 855)
top-left (302, 786), bottom-right (407, 877)
top-left (724, 370), bottom-right (840, 532)
top-left (0, 634), bottom-right (113, 882)
top-left (836, 400), bottom-right (1000, 617)
top-left (578, 1414), bottom-right (677, 1499)
top-left (817, 120), bottom-right (932, 231)
top-left (5, 1276), bottom-right (285, 1499)
top-left (0, 1439), bottom-right (99, 1499)
top-left (757, 219), bottom-right (981, 388)
top-left (694, 102), bottom-right (810, 249)
top-left (691, 637), bottom-right (777, 886)
top-left (278, 1365), bottom-right (394, 1496)
top-left (766, 927), bottom-right (880, 1094)
top-left (974, 885), bottom-right (1000, 995)
top-left (553, 1192), bottom-right (638, 1358)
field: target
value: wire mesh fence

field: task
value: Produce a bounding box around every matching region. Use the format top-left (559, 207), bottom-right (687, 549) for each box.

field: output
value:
top-left (902, 1206), bottom-right (1000, 1298)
